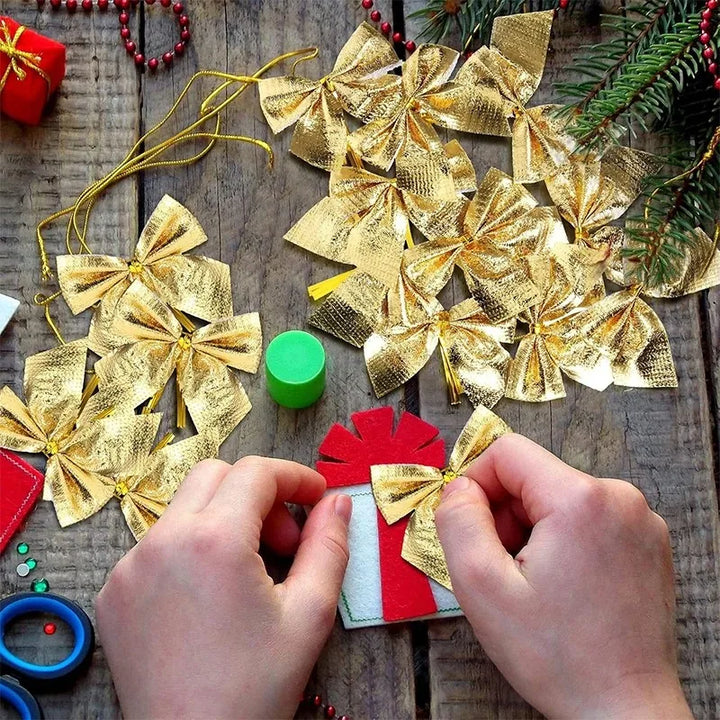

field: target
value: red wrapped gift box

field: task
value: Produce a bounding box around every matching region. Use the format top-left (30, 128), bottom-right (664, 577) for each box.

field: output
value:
top-left (0, 15), bottom-right (66, 125)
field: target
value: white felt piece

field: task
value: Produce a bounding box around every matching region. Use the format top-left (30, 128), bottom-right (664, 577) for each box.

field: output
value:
top-left (0, 293), bottom-right (19, 336)
top-left (326, 483), bottom-right (464, 629)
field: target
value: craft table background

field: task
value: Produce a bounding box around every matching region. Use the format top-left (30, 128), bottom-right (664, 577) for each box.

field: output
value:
top-left (0, 0), bottom-right (719, 717)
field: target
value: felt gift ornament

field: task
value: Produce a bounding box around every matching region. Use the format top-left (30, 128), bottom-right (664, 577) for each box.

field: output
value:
top-left (365, 296), bottom-right (514, 407)
top-left (455, 10), bottom-right (576, 183)
top-left (403, 167), bottom-right (567, 322)
top-left (0, 16), bottom-right (65, 126)
top-left (258, 22), bottom-right (401, 171)
top-left (94, 282), bottom-right (262, 443)
top-left (371, 404), bottom-right (511, 590)
top-left (0, 449), bottom-right (44, 553)
top-left (57, 195), bottom-right (233, 357)
top-left (0, 341), bottom-right (163, 527)
top-left (318, 406), bottom-right (463, 628)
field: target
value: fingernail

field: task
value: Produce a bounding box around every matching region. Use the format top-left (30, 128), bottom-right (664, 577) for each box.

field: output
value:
top-left (334, 494), bottom-right (352, 525)
top-left (442, 476), bottom-right (471, 501)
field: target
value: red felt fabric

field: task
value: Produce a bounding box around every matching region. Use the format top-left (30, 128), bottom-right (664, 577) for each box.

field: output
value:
top-left (317, 407), bottom-right (446, 622)
top-left (0, 16), bottom-right (66, 125)
top-left (0, 449), bottom-right (44, 554)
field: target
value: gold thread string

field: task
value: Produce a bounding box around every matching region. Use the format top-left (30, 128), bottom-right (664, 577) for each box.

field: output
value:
top-left (33, 292), bottom-right (65, 345)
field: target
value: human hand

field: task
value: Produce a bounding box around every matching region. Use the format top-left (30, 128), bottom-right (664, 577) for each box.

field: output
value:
top-left (96, 456), bottom-right (351, 720)
top-left (435, 434), bottom-right (692, 720)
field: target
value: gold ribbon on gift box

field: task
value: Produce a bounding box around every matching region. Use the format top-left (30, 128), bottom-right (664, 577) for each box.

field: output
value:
top-left (0, 20), bottom-right (51, 96)
top-left (370, 405), bottom-right (511, 590)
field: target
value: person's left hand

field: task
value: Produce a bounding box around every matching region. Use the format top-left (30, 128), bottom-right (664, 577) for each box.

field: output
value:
top-left (96, 456), bottom-right (351, 720)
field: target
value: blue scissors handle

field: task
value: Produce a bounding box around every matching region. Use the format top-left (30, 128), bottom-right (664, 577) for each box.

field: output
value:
top-left (0, 592), bottom-right (94, 691)
top-left (0, 675), bottom-right (43, 720)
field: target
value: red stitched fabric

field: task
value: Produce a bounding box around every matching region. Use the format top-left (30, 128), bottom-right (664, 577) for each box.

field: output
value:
top-left (0, 449), bottom-right (44, 553)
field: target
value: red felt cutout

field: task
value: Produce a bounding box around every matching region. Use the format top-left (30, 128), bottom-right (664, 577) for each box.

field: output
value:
top-left (0, 449), bottom-right (44, 554)
top-left (317, 407), bottom-right (446, 622)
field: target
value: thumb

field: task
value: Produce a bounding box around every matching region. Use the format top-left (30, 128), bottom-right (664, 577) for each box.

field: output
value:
top-left (436, 476), bottom-right (523, 612)
top-left (282, 494), bottom-right (351, 646)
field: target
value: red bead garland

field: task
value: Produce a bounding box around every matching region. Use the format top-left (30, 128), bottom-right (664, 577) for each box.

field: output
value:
top-left (699, 0), bottom-right (719, 90)
top-left (301, 692), bottom-right (350, 720)
top-left (34, 0), bottom-right (191, 73)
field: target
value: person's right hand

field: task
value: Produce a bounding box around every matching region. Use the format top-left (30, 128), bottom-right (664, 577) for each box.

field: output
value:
top-left (435, 433), bottom-right (693, 720)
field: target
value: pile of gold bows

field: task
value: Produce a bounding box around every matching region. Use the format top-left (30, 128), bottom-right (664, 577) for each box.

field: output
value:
top-left (1, 195), bottom-right (262, 536)
top-left (261, 13), bottom-right (720, 407)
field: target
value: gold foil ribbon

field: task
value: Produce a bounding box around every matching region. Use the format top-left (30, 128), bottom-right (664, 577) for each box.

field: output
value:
top-left (0, 21), bottom-right (52, 96)
top-left (57, 195), bottom-right (233, 356)
top-left (94, 282), bottom-right (262, 443)
top-left (370, 405), bottom-right (511, 589)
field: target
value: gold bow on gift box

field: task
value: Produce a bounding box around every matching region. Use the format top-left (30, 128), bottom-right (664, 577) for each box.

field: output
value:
top-left (112, 433), bottom-right (217, 541)
top-left (456, 10), bottom-right (575, 183)
top-left (505, 244), bottom-right (612, 402)
top-left (349, 40), bottom-right (505, 171)
top-left (403, 167), bottom-right (566, 322)
top-left (95, 282), bottom-right (262, 443)
top-left (365, 296), bottom-right (514, 407)
top-left (370, 405), bottom-right (511, 589)
top-left (57, 195), bottom-right (233, 357)
top-left (0, 341), bottom-right (163, 527)
top-left (258, 22), bottom-right (401, 171)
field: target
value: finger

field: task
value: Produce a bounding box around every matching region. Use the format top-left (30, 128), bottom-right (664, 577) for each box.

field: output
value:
top-left (436, 476), bottom-right (524, 609)
top-left (164, 459), bottom-right (231, 516)
top-left (464, 434), bottom-right (594, 523)
top-left (261, 502), bottom-right (302, 556)
top-left (281, 494), bottom-right (351, 646)
top-left (204, 456), bottom-right (326, 531)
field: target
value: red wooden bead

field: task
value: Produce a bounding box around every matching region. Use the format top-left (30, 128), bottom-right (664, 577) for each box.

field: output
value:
top-left (173, 2), bottom-right (183, 13)
top-left (392, 31), bottom-right (402, 43)
top-left (50, 0), bottom-right (61, 9)
top-left (339, 716), bottom-right (350, 720)
top-left (701, 32), bottom-right (711, 44)
top-left (120, 26), bottom-right (131, 38)
top-left (703, 47), bottom-right (715, 59)
top-left (148, 56), bottom-right (159, 70)
top-left (66, 0), bottom-right (78, 10)
top-left (174, 41), bottom-right (185, 55)
top-left (380, 21), bottom-right (391, 34)
top-left (701, 20), bottom-right (711, 30)
top-left (405, 40), bottom-right (416, 52)
top-left (179, 14), bottom-right (189, 26)
top-left (361, 0), bottom-right (373, 8)
top-left (160, 0), bottom-right (171, 6)
top-left (370, 10), bottom-right (381, 21)
top-left (559, 0), bottom-right (569, 7)
top-left (702, 8), bottom-right (713, 19)
top-left (82, 0), bottom-right (93, 10)
top-left (134, 52), bottom-right (145, 66)
top-left (119, 11), bottom-right (129, 23)
top-left (312, 695), bottom-right (322, 707)
top-left (121, 0), bottom-right (130, 7)
top-left (708, 0), bottom-right (718, 9)
top-left (180, 28), bottom-right (191, 41)
top-left (97, 0), bottom-right (108, 8)
top-left (325, 706), bottom-right (337, 719)
top-left (125, 40), bottom-right (136, 53)
top-left (162, 51), bottom-right (173, 65)
top-left (714, 77), bottom-right (720, 90)
top-left (709, 61), bottom-right (718, 73)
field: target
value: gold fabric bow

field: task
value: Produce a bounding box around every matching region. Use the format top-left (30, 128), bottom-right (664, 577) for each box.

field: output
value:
top-left (403, 167), bottom-right (567, 322)
top-left (505, 245), bottom-right (612, 402)
top-left (0, 341), bottom-right (162, 527)
top-left (113, 433), bottom-right (217, 541)
top-left (349, 41), bottom-right (504, 171)
top-left (568, 286), bottom-right (677, 388)
top-left (94, 281), bottom-right (262, 443)
top-left (57, 195), bottom-right (233, 357)
top-left (258, 22), bottom-right (401, 171)
top-left (370, 405), bottom-right (511, 589)
top-left (0, 20), bottom-right (51, 95)
top-left (365, 296), bottom-right (514, 407)
top-left (456, 11), bottom-right (575, 183)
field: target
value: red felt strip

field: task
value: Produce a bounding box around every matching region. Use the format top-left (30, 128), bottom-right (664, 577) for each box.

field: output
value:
top-left (0, 449), bottom-right (44, 554)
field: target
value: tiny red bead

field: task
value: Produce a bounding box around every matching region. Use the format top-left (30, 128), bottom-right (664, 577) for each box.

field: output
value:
top-left (703, 47), bottom-right (715, 59)
top-left (98, 0), bottom-right (108, 8)
top-left (361, 0), bottom-right (373, 8)
top-left (701, 20), bottom-right (711, 30)
top-left (702, 8), bottom-right (713, 19)
top-left (714, 77), bottom-right (720, 90)
top-left (121, 0), bottom-right (130, 7)
top-left (380, 21), bottom-right (391, 34)
top-left (43, 622), bottom-right (56, 635)
top-left (313, 695), bottom-right (322, 707)
top-left (50, 0), bottom-right (61, 9)
top-left (326, 707), bottom-right (337, 719)
top-left (174, 41), bottom-right (185, 55)
top-left (405, 40), bottom-right (416, 52)
top-left (82, 0), bottom-right (93, 10)
top-left (134, 52), bottom-right (145, 66)
top-left (701, 32), bottom-right (711, 44)
top-left (125, 40), bottom-right (136, 53)
top-left (709, 61), bottom-right (718, 73)
top-left (120, 26), bottom-right (131, 38)
top-left (148, 56), bottom-right (159, 70)
top-left (160, 0), bottom-right (171, 6)
top-left (392, 31), bottom-right (402, 43)
top-left (179, 14), bottom-right (189, 26)
top-left (66, 0), bottom-right (78, 10)
top-left (463, 50), bottom-right (474, 59)
top-left (172, 2), bottom-right (183, 13)
top-left (369, 10), bottom-right (380, 21)
top-left (119, 11), bottom-right (129, 23)
top-left (180, 28), bottom-right (191, 41)
top-left (559, 0), bottom-right (569, 7)
top-left (162, 51), bottom-right (173, 65)
top-left (708, 0), bottom-right (718, 9)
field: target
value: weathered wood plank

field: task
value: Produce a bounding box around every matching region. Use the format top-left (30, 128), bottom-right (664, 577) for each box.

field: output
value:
top-left (140, 2), bottom-right (416, 719)
top-left (0, 2), bottom-right (140, 719)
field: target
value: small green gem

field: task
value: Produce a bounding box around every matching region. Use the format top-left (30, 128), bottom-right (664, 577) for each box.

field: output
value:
top-left (31, 578), bottom-right (50, 593)
top-left (16, 542), bottom-right (29, 555)
top-left (26, 558), bottom-right (37, 570)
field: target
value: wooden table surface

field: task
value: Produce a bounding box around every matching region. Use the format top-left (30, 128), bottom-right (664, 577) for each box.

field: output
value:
top-left (1, 0), bottom-right (719, 718)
